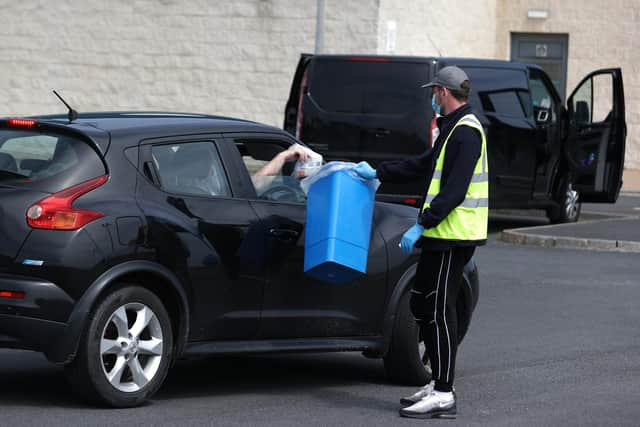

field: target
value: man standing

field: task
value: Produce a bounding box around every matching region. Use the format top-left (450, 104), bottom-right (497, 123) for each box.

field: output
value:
top-left (353, 66), bottom-right (488, 419)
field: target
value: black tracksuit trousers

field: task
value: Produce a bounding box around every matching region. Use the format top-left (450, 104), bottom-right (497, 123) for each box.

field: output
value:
top-left (410, 246), bottom-right (475, 392)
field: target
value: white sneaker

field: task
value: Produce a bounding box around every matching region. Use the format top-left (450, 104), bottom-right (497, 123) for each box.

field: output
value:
top-left (399, 381), bottom-right (434, 405)
top-left (399, 390), bottom-right (457, 419)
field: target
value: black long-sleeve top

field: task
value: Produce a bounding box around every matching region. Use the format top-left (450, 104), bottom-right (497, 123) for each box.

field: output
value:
top-left (376, 103), bottom-right (485, 250)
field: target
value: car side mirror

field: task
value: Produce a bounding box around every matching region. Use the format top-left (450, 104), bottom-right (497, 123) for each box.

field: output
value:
top-left (536, 108), bottom-right (550, 123)
top-left (574, 100), bottom-right (590, 125)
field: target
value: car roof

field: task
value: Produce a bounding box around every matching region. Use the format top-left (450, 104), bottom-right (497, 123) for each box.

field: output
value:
top-left (32, 112), bottom-right (286, 139)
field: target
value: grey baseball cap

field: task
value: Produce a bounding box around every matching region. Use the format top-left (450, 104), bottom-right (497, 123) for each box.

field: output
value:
top-left (421, 66), bottom-right (470, 92)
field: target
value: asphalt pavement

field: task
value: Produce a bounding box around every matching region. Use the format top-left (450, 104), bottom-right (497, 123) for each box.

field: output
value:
top-left (2, 232), bottom-right (639, 426)
top-left (498, 193), bottom-right (640, 253)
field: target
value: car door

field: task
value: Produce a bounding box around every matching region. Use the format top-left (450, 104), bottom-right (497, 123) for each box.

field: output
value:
top-left (565, 68), bottom-right (626, 202)
top-left (222, 132), bottom-right (389, 339)
top-left (137, 136), bottom-right (265, 341)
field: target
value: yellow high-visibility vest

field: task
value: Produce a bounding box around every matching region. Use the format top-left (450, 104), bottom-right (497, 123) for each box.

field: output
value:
top-left (422, 113), bottom-right (488, 241)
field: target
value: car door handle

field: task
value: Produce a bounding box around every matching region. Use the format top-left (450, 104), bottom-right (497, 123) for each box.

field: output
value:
top-left (269, 228), bottom-right (300, 241)
top-left (374, 128), bottom-right (391, 137)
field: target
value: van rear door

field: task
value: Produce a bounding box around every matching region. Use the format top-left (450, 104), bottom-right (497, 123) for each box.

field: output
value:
top-left (285, 55), bottom-right (432, 206)
top-left (566, 68), bottom-right (626, 202)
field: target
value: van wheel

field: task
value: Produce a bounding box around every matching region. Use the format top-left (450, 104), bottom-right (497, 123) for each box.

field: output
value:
top-left (547, 175), bottom-right (581, 223)
top-left (65, 285), bottom-right (173, 407)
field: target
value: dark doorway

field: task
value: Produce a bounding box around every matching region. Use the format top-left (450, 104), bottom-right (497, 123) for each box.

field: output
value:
top-left (511, 33), bottom-right (568, 99)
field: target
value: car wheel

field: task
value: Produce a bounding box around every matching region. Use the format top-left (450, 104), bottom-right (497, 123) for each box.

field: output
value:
top-left (65, 285), bottom-right (173, 407)
top-left (384, 268), bottom-right (477, 386)
top-left (383, 289), bottom-right (430, 386)
top-left (547, 174), bottom-right (581, 223)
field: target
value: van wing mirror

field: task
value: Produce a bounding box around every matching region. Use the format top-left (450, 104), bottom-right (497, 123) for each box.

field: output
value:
top-left (536, 109), bottom-right (549, 123)
top-left (574, 100), bottom-right (590, 125)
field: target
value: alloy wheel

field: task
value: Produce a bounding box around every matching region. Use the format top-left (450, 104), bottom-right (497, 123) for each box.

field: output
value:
top-left (418, 341), bottom-right (432, 376)
top-left (564, 184), bottom-right (580, 221)
top-left (99, 302), bottom-right (164, 392)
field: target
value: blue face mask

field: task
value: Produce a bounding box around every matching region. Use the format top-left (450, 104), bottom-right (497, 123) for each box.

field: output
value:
top-left (431, 94), bottom-right (441, 115)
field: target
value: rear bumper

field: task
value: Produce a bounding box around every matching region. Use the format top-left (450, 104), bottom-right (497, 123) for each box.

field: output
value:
top-left (0, 274), bottom-right (75, 362)
top-left (0, 313), bottom-right (67, 356)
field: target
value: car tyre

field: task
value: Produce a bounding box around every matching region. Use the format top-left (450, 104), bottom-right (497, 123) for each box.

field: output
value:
top-left (547, 174), bottom-right (581, 223)
top-left (65, 285), bottom-right (173, 407)
top-left (384, 265), bottom-right (478, 386)
top-left (383, 289), bottom-right (430, 386)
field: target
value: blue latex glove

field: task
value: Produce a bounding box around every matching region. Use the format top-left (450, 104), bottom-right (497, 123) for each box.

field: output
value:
top-left (400, 223), bottom-right (424, 254)
top-left (352, 161), bottom-right (377, 180)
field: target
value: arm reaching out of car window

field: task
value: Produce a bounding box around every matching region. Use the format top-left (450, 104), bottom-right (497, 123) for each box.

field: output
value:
top-left (253, 145), bottom-right (311, 178)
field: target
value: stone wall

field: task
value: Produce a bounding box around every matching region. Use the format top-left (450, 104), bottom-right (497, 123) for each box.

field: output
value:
top-left (0, 0), bottom-right (637, 169)
top-left (0, 0), bottom-right (378, 127)
top-left (377, 0), bottom-right (497, 58)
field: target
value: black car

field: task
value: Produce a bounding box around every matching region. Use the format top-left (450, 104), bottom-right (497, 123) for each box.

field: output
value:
top-left (285, 55), bottom-right (626, 223)
top-left (0, 113), bottom-right (479, 407)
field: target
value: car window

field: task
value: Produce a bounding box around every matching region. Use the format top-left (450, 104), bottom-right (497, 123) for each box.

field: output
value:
top-left (151, 141), bottom-right (231, 198)
top-left (236, 139), bottom-right (307, 204)
top-left (308, 59), bottom-right (426, 115)
top-left (0, 129), bottom-right (105, 192)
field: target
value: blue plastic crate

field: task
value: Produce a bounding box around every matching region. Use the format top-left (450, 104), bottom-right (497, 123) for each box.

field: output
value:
top-left (304, 169), bottom-right (375, 284)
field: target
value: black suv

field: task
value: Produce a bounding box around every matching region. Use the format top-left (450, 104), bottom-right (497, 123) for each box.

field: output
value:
top-left (0, 113), bottom-right (478, 407)
top-left (285, 55), bottom-right (626, 222)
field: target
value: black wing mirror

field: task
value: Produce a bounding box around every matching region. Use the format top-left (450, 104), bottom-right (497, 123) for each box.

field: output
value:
top-left (574, 100), bottom-right (590, 126)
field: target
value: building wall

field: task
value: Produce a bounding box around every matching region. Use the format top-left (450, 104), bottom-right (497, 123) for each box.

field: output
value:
top-left (377, 0), bottom-right (497, 58)
top-left (0, 0), bottom-right (637, 169)
top-left (496, 0), bottom-right (640, 169)
top-left (0, 0), bottom-right (378, 128)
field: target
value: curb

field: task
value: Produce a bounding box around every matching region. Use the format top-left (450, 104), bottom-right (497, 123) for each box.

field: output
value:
top-left (499, 215), bottom-right (640, 253)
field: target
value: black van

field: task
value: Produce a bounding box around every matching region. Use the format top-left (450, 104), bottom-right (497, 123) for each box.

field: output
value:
top-left (284, 55), bottom-right (626, 223)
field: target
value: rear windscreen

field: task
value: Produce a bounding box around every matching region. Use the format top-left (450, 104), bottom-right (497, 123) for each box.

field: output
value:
top-left (308, 60), bottom-right (427, 115)
top-left (0, 130), bottom-right (105, 193)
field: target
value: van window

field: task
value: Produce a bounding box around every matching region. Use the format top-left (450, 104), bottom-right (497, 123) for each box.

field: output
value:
top-left (308, 59), bottom-right (426, 115)
top-left (0, 130), bottom-right (105, 193)
top-left (463, 67), bottom-right (530, 118)
top-left (529, 70), bottom-right (557, 124)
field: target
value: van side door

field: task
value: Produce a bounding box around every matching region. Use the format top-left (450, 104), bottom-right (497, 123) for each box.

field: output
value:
top-left (461, 65), bottom-right (536, 207)
top-left (565, 68), bottom-right (626, 202)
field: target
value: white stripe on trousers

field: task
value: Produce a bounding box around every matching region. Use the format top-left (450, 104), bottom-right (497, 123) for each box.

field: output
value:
top-left (433, 249), bottom-right (453, 382)
top-left (434, 251), bottom-right (445, 378)
top-left (443, 250), bottom-right (453, 382)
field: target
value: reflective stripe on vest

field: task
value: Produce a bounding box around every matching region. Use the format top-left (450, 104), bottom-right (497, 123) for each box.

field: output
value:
top-left (422, 113), bottom-right (489, 241)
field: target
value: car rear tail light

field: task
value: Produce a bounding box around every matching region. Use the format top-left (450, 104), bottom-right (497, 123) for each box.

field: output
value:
top-left (0, 290), bottom-right (25, 299)
top-left (26, 175), bottom-right (108, 230)
top-left (403, 198), bottom-right (418, 205)
top-left (7, 118), bottom-right (38, 128)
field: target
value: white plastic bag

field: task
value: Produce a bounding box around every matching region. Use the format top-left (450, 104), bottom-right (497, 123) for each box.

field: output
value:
top-left (291, 144), bottom-right (323, 179)
top-left (300, 161), bottom-right (381, 195)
